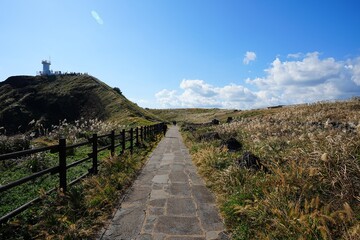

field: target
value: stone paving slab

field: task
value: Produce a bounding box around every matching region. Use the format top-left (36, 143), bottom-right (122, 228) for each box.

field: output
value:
top-left (98, 126), bottom-right (228, 240)
top-left (167, 198), bottom-right (196, 216)
top-left (154, 216), bottom-right (202, 235)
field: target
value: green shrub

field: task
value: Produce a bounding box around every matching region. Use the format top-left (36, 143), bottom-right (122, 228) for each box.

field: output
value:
top-left (25, 152), bottom-right (52, 173)
top-left (113, 87), bottom-right (122, 95)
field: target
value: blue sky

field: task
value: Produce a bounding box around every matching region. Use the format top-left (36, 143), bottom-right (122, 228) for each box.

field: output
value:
top-left (1, 0), bottom-right (360, 109)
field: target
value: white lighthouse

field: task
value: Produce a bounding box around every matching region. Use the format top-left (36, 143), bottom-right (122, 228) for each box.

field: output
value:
top-left (36, 59), bottom-right (62, 75)
top-left (41, 60), bottom-right (51, 75)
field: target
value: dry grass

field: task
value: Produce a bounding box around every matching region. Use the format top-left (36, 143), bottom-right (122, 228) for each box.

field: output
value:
top-left (184, 99), bottom-right (360, 239)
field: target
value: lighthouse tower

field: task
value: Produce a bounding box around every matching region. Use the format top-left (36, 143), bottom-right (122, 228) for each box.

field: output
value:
top-left (41, 60), bottom-right (51, 75)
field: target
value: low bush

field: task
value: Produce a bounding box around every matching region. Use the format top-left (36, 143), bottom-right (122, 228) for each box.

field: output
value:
top-left (25, 152), bottom-right (52, 173)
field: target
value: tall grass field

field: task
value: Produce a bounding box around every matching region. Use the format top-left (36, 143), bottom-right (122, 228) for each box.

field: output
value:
top-left (182, 99), bottom-right (360, 239)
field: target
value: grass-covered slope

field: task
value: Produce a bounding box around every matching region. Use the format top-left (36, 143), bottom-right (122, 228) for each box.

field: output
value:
top-left (149, 108), bottom-right (237, 123)
top-left (182, 99), bottom-right (360, 239)
top-left (0, 75), bottom-right (161, 134)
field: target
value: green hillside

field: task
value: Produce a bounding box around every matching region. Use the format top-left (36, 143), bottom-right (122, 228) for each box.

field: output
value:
top-left (148, 108), bottom-right (237, 123)
top-left (0, 74), bottom-right (161, 134)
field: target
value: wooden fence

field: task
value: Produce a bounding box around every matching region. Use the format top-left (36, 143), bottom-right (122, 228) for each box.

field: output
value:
top-left (0, 122), bottom-right (166, 224)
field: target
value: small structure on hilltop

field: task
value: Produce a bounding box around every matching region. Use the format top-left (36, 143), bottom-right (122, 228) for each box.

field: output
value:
top-left (36, 59), bottom-right (90, 76)
top-left (37, 59), bottom-right (61, 75)
top-left (41, 60), bottom-right (51, 75)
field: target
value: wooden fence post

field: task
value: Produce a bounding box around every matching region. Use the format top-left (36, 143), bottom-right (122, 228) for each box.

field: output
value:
top-left (58, 138), bottom-right (67, 192)
top-left (130, 128), bottom-right (134, 154)
top-left (110, 130), bottom-right (115, 156)
top-left (92, 133), bottom-right (98, 174)
top-left (144, 126), bottom-right (146, 140)
top-left (163, 123), bottom-right (167, 136)
top-left (136, 127), bottom-right (139, 146)
top-left (121, 129), bottom-right (125, 154)
top-left (140, 126), bottom-right (144, 143)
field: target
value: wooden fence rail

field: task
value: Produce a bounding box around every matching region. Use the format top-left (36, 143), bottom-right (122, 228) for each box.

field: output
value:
top-left (0, 122), bottom-right (166, 224)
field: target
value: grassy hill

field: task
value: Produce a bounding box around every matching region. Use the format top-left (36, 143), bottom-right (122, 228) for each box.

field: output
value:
top-left (0, 74), bottom-right (166, 239)
top-left (150, 100), bottom-right (360, 125)
top-left (149, 106), bottom-right (293, 125)
top-left (148, 108), bottom-right (237, 123)
top-left (181, 99), bottom-right (360, 239)
top-left (0, 74), bottom-right (161, 134)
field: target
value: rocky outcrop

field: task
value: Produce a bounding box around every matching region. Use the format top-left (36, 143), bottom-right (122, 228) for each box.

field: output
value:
top-left (236, 151), bottom-right (268, 172)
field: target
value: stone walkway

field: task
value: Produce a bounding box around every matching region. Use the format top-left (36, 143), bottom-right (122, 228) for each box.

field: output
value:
top-left (98, 126), bottom-right (228, 240)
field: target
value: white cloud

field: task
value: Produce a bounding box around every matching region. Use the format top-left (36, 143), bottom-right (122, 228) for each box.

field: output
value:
top-left (219, 84), bottom-right (256, 102)
top-left (246, 52), bottom-right (360, 104)
top-left (243, 51), bottom-right (256, 65)
top-left (180, 79), bottom-right (217, 97)
top-left (156, 80), bottom-right (257, 109)
top-left (155, 89), bottom-right (179, 107)
top-left (287, 52), bottom-right (303, 59)
top-left (155, 52), bottom-right (360, 109)
top-left (91, 10), bottom-right (104, 25)
top-left (349, 57), bottom-right (360, 85)
top-left (248, 52), bottom-right (343, 87)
